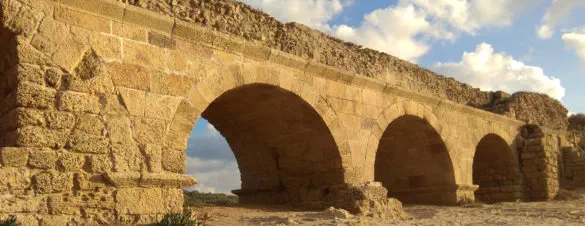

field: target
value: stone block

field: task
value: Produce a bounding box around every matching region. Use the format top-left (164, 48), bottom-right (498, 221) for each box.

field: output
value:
top-left (55, 6), bottom-right (110, 33)
top-left (107, 62), bottom-right (150, 91)
top-left (140, 173), bottom-right (197, 187)
top-left (168, 101), bottom-right (200, 135)
top-left (150, 71), bottom-right (195, 96)
top-left (89, 155), bottom-right (113, 173)
top-left (51, 32), bottom-right (89, 73)
top-left (123, 5), bottom-right (174, 34)
top-left (172, 19), bottom-right (206, 42)
top-left (14, 64), bottom-right (45, 86)
top-left (44, 68), bottom-right (63, 89)
top-left (118, 87), bottom-right (146, 117)
top-left (102, 94), bottom-right (128, 115)
top-left (123, 39), bottom-right (166, 71)
top-left (167, 51), bottom-right (189, 74)
top-left (16, 82), bottom-right (56, 109)
top-left (0, 167), bottom-right (30, 191)
top-left (132, 118), bottom-right (167, 145)
top-left (76, 114), bottom-right (105, 136)
top-left (89, 33), bottom-right (122, 60)
top-left (29, 149), bottom-right (58, 169)
top-left (0, 195), bottom-right (47, 214)
top-left (242, 42), bottom-right (272, 61)
top-left (111, 143), bottom-right (143, 172)
top-left (0, 147), bottom-right (29, 167)
top-left (45, 111), bottom-right (76, 130)
top-left (41, 215), bottom-right (72, 226)
top-left (104, 172), bottom-right (141, 187)
top-left (162, 150), bottom-right (185, 173)
top-left (115, 188), bottom-right (182, 214)
top-left (145, 93), bottom-right (182, 120)
top-left (31, 18), bottom-right (68, 55)
top-left (68, 130), bottom-right (109, 154)
top-left (57, 91), bottom-right (101, 114)
top-left (148, 31), bottom-right (176, 49)
top-left (144, 144), bottom-right (162, 173)
top-left (60, 0), bottom-right (125, 21)
top-left (33, 171), bottom-right (74, 193)
top-left (59, 152), bottom-right (85, 171)
top-left (7, 3), bottom-right (44, 38)
top-left (112, 21), bottom-right (147, 41)
top-left (16, 127), bottom-right (68, 149)
top-left (15, 108), bottom-right (46, 128)
top-left (62, 71), bottom-right (117, 96)
top-left (105, 116), bottom-right (133, 145)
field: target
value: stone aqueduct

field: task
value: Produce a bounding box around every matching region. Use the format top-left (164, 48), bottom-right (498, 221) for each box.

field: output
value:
top-left (0, 0), bottom-right (571, 224)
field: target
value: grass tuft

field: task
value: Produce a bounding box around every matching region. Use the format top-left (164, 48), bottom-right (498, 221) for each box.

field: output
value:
top-left (0, 216), bottom-right (18, 226)
top-left (155, 211), bottom-right (200, 226)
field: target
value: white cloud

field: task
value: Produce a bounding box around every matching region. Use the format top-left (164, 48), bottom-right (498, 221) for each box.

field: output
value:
top-left (537, 0), bottom-right (585, 39)
top-left (433, 43), bottom-right (566, 100)
top-left (238, 0), bottom-right (536, 62)
top-left (404, 0), bottom-right (541, 35)
top-left (333, 4), bottom-right (454, 62)
top-left (185, 156), bottom-right (240, 194)
top-left (562, 28), bottom-right (585, 64)
top-left (240, 0), bottom-right (351, 31)
top-left (330, 0), bottom-right (538, 62)
top-left (185, 120), bottom-right (240, 194)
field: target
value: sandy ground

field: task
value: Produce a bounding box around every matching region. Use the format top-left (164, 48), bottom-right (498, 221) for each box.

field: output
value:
top-left (190, 191), bottom-right (585, 226)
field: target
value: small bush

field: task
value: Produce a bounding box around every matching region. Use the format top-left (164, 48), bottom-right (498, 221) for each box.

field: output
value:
top-left (155, 211), bottom-right (200, 226)
top-left (0, 216), bottom-right (18, 226)
top-left (183, 190), bottom-right (238, 207)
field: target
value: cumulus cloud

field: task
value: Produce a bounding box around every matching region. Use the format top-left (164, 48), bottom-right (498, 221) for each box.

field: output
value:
top-left (537, 0), bottom-right (585, 39)
top-left (240, 0), bottom-right (352, 31)
top-left (185, 120), bottom-right (240, 194)
top-left (433, 43), bottom-right (565, 100)
top-left (238, 0), bottom-right (536, 61)
top-left (333, 4), bottom-right (454, 61)
top-left (405, 0), bottom-right (541, 35)
top-left (184, 156), bottom-right (240, 194)
top-left (562, 28), bottom-right (585, 64)
top-left (331, 0), bottom-right (537, 61)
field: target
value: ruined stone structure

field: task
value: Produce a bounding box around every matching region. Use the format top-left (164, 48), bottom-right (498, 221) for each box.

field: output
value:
top-left (0, 0), bottom-right (579, 225)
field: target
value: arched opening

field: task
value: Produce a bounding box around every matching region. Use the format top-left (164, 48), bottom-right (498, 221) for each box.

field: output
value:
top-left (472, 134), bottom-right (523, 203)
top-left (186, 84), bottom-right (344, 207)
top-left (375, 115), bottom-right (456, 205)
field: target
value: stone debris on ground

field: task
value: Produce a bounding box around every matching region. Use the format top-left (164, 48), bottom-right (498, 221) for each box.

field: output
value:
top-left (191, 193), bottom-right (585, 226)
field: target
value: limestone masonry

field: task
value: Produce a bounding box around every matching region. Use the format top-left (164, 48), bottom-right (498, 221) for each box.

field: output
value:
top-left (0, 0), bottom-right (583, 225)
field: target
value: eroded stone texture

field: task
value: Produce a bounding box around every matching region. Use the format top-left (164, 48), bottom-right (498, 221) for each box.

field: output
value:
top-left (0, 0), bottom-right (581, 225)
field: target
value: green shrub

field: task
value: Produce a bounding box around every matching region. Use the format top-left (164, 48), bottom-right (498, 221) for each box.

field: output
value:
top-left (155, 211), bottom-right (200, 226)
top-left (0, 216), bottom-right (18, 226)
top-left (183, 190), bottom-right (238, 207)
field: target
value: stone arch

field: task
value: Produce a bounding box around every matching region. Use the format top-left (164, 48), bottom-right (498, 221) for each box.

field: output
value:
top-left (163, 63), bottom-right (351, 207)
top-left (472, 133), bottom-right (523, 203)
top-left (368, 101), bottom-right (458, 204)
top-left (464, 124), bottom-right (519, 184)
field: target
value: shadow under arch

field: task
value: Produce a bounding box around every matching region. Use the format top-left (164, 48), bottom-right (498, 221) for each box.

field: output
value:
top-left (374, 114), bottom-right (457, 205)
top-left (201, 83), bottom-right (344, 205)
top-left (472, 133), bottom-right (523, 203)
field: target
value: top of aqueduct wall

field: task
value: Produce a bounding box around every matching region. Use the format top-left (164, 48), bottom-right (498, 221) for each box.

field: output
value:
top-left (4, 0), bottom-right (551, 129)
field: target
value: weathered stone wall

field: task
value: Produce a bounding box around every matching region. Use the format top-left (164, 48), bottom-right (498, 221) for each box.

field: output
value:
top-left (114, 0), bottom-right (499, 108)
top-left (561, 131), bottom-right (585, 187)
top-left (519, 126), bottom-right (562, 201)
top-left (569, 114), bottom-right (585, 131)
top-left (483, 92), bottom-right (569, 130)
top-left (0, 0), bottom-right (573, 225)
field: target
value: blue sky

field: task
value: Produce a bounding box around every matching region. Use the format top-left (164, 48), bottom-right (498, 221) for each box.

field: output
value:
top-left (187, 0), bottom-right (585, 193)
